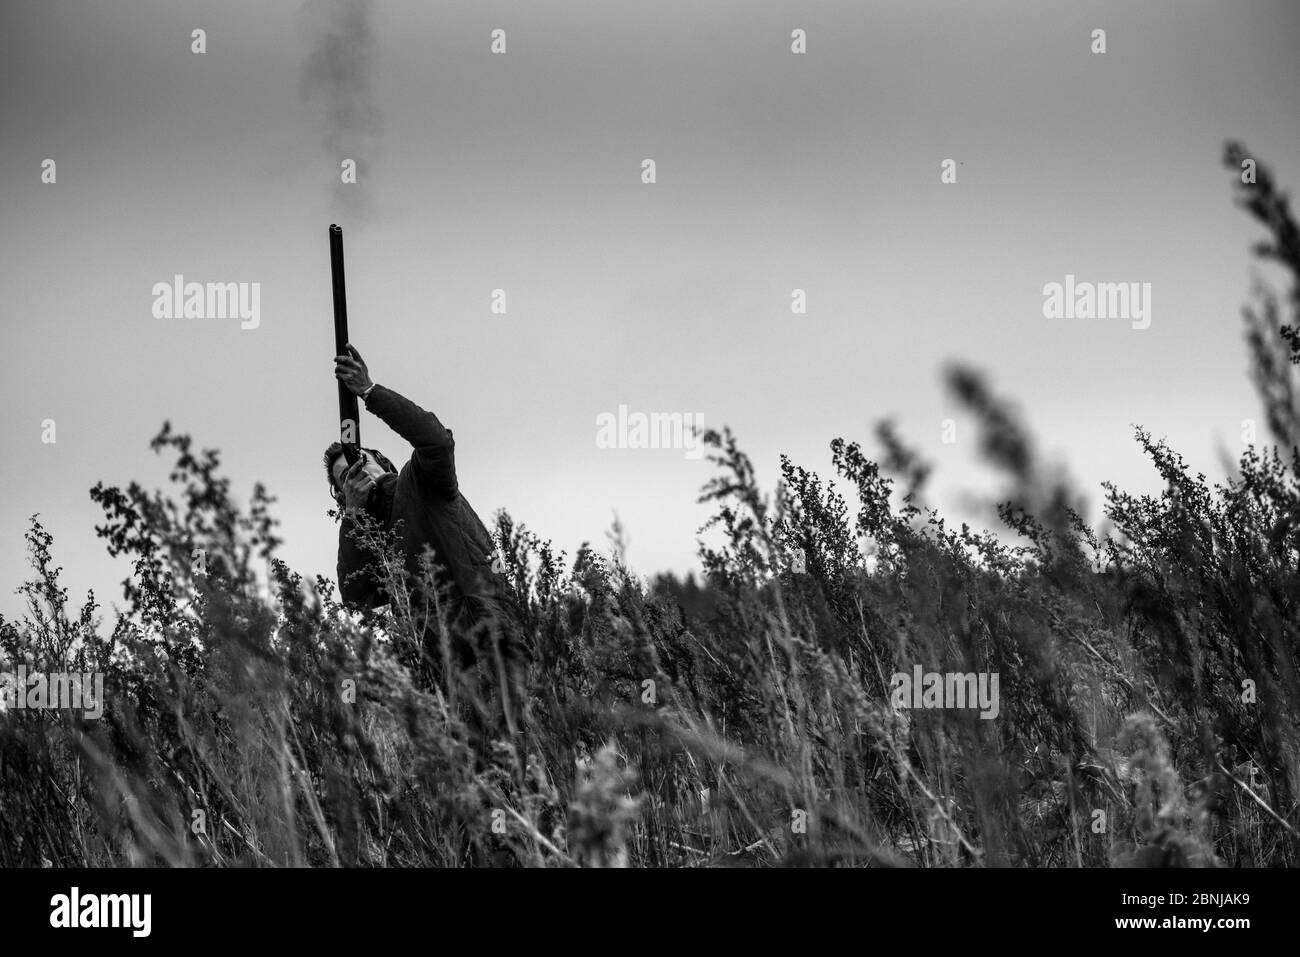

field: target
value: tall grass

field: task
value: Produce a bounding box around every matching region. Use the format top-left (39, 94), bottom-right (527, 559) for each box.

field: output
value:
top-left (1, 143), bottom-right (1297, 867)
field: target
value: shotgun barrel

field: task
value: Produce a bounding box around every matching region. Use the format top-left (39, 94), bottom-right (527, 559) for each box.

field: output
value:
top-left (329, 224), bottom-right (361, 466)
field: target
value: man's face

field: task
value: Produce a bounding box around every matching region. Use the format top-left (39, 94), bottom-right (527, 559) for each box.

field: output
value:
top-left (331, 449), bottom-right (389, 502)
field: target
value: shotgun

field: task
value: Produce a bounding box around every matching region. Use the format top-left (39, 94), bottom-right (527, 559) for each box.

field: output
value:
top-left (329, 224), bottom-right (361, 467)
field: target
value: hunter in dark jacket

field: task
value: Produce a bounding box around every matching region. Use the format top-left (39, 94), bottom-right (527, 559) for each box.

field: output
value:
top-left (328, 345), bottom-right (501, 664)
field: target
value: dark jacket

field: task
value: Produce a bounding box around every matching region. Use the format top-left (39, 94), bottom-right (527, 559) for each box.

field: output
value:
top-left (337, 384), bottom-right (497, 620)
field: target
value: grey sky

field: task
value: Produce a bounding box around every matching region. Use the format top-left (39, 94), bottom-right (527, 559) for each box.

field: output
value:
top-left (2, 1), bottom-right (1298, 622)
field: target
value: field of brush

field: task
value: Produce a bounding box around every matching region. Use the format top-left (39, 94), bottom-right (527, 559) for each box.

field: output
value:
top-left (1, 143), bottom-right (1297, 867)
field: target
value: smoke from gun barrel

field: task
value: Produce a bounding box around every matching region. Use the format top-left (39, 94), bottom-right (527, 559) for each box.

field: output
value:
top-left (330, 224), bottom-right (361, 466)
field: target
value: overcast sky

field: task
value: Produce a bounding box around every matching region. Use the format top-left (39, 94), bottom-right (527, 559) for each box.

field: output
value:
top-left (2, 0), bottom-right (1298, 623)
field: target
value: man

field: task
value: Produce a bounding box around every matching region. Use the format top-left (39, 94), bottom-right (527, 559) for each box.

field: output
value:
top-left (327, 345), bottom-right (502, 669)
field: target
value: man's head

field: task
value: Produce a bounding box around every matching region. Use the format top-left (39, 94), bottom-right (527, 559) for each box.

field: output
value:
top-left (324, 442), bottom-right (398, 505)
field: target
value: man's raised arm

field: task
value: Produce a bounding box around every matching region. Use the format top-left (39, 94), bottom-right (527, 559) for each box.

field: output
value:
top-left (334, 345), bottom-right (460, 499)
top-left (363, 384), bottom-right (459, 497)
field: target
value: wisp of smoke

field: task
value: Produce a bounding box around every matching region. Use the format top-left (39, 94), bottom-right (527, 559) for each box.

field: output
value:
top-left (299, 0), bottom-right (382, 222)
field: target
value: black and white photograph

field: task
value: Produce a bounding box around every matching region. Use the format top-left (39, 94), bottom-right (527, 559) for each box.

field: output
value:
top-left (0, 0), bottom-right (1295, 938)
